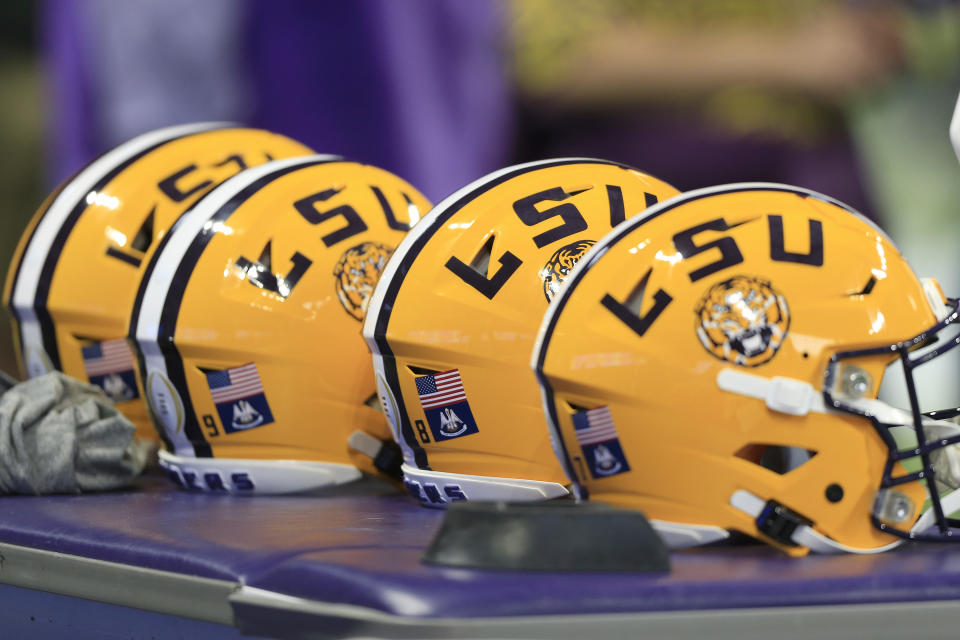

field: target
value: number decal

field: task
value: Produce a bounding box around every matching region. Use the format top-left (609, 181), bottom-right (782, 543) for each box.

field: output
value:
top-left (768, 215), bottom-right (823, 266)
top-left (294, 187), bottom-right (368, 247)
top-left (673, 218), bottom-right (745, 282)
top-left (202, 414), bottom-right (219, 437)
top-left (415, 419), bottom-right (431, 443)
top-left (235, 240), bottom-right (313, 299)
top-left (513, 187), bottom-right (589, 248)
top-left (445, 251), bottom-right (523, 300)
top-left (601, 268), bottom-right (673, 337)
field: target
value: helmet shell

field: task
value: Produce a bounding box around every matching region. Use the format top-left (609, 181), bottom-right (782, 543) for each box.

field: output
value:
top-left (4, 124), bottom-right (313, 442)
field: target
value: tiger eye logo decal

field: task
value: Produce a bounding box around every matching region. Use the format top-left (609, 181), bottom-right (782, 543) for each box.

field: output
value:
top-left (333, 242), bottom-right (394, 321)
top-left (540, 239), bottom-right (595, 302)
top-left (695, 275), bottom-right (790, 367)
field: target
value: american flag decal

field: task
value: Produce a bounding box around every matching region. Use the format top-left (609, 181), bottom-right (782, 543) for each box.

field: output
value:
top-left (415, 370), bottom-right (467, 409)
top-left (205, 363), bottom-right (274, 434)
top-left (82, 339), bottom-right (135, 377)
top-left (572, 406), bottom-right (630, 479)
top-left (207, 363), bottom-right (265, 403)
top-left (415, 369), bottom-right (479, 441)
top-left (81, 339), bottom-right (139, 402)
top-left (572, 406), bottom-right (618, 445)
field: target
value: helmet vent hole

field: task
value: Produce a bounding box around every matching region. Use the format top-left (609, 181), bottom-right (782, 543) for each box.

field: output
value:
top-left (469, 234), bottom-right (496, 275)
top-left (130, 206), bottom-right (156, 253)
top-left (623, 267), bottom-right (655, 315)
top-left (407, 365), bottom-right (442, 376)
top-left (565, 185), bottom-right (594, 198)
top-left (734, 444), bottom-right (817, 475)
top-left (197, 365), bottom-right (227, 374)
top-left (848, 275), bottom-right (876, 296)
top-left (565, 401), bottom-right (591, 414)
top-left (256, 240), bottom-right (273, 273)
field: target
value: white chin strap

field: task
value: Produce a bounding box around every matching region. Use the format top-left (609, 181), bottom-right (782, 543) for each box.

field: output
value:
top-left (730, 489), bottom-right (900, 554)
top-left (731, 487), bottom-right (960, 554)
top-left (912, 486), bottom-right (960, 533)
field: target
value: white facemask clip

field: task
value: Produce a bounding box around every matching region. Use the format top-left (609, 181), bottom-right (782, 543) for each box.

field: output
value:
top-left (921, 277), bottom-right (950, 322)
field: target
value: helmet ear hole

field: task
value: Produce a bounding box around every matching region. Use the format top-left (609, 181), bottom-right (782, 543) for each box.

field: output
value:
top-left (735, 444), bottom-right (817, 475)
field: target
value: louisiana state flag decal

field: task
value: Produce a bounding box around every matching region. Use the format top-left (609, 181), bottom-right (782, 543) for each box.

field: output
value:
top-left (572, 406), bottom-right (630, 479)
top-left (81, 338), bottom-right (139, 403)
top-left (415, 369), bottom-right (479, 441)
top-left (205, 363), bottom-right (274, 434)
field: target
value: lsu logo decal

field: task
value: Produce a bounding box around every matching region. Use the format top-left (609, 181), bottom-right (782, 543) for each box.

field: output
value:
top-left (415, 369), bottom-right (479, 441)
top-left (205, 363), bottom-right (275, 433)
top-left (540, 239), bottom-right (595, 302)
top-left (333, 241), bottom-right (394, 320)
top-left (695, 275), bottom-right (790, 367)
top-left (572, 406), bottom-right (630, 479)
top-left (81, 339), bottom-right (139, 403)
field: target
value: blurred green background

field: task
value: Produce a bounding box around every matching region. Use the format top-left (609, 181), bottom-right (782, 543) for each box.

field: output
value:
top-left (0, 0), bottom-right (43, 376)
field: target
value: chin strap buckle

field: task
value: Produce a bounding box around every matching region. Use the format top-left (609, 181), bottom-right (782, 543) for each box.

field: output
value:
top-left (756, 500), bottom-right (813, 547)
top-left (348, 430), bottom-right (404, 480)
top-left (372, 440), bottom-right (403, 479)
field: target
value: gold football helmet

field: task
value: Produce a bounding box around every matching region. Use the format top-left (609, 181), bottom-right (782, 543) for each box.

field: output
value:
top-left (130, 155), bottom-right (430, 493)
top-left (3, 124), bottom-right (313, 443)
top-left (534, 183), bottom-right (960, 555)
top-left (363, 159), bottom-right (679, 506)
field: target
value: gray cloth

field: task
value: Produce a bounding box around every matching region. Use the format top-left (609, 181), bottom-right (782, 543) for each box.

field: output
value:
top-left (0, 372), bottom-right (148, 495)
